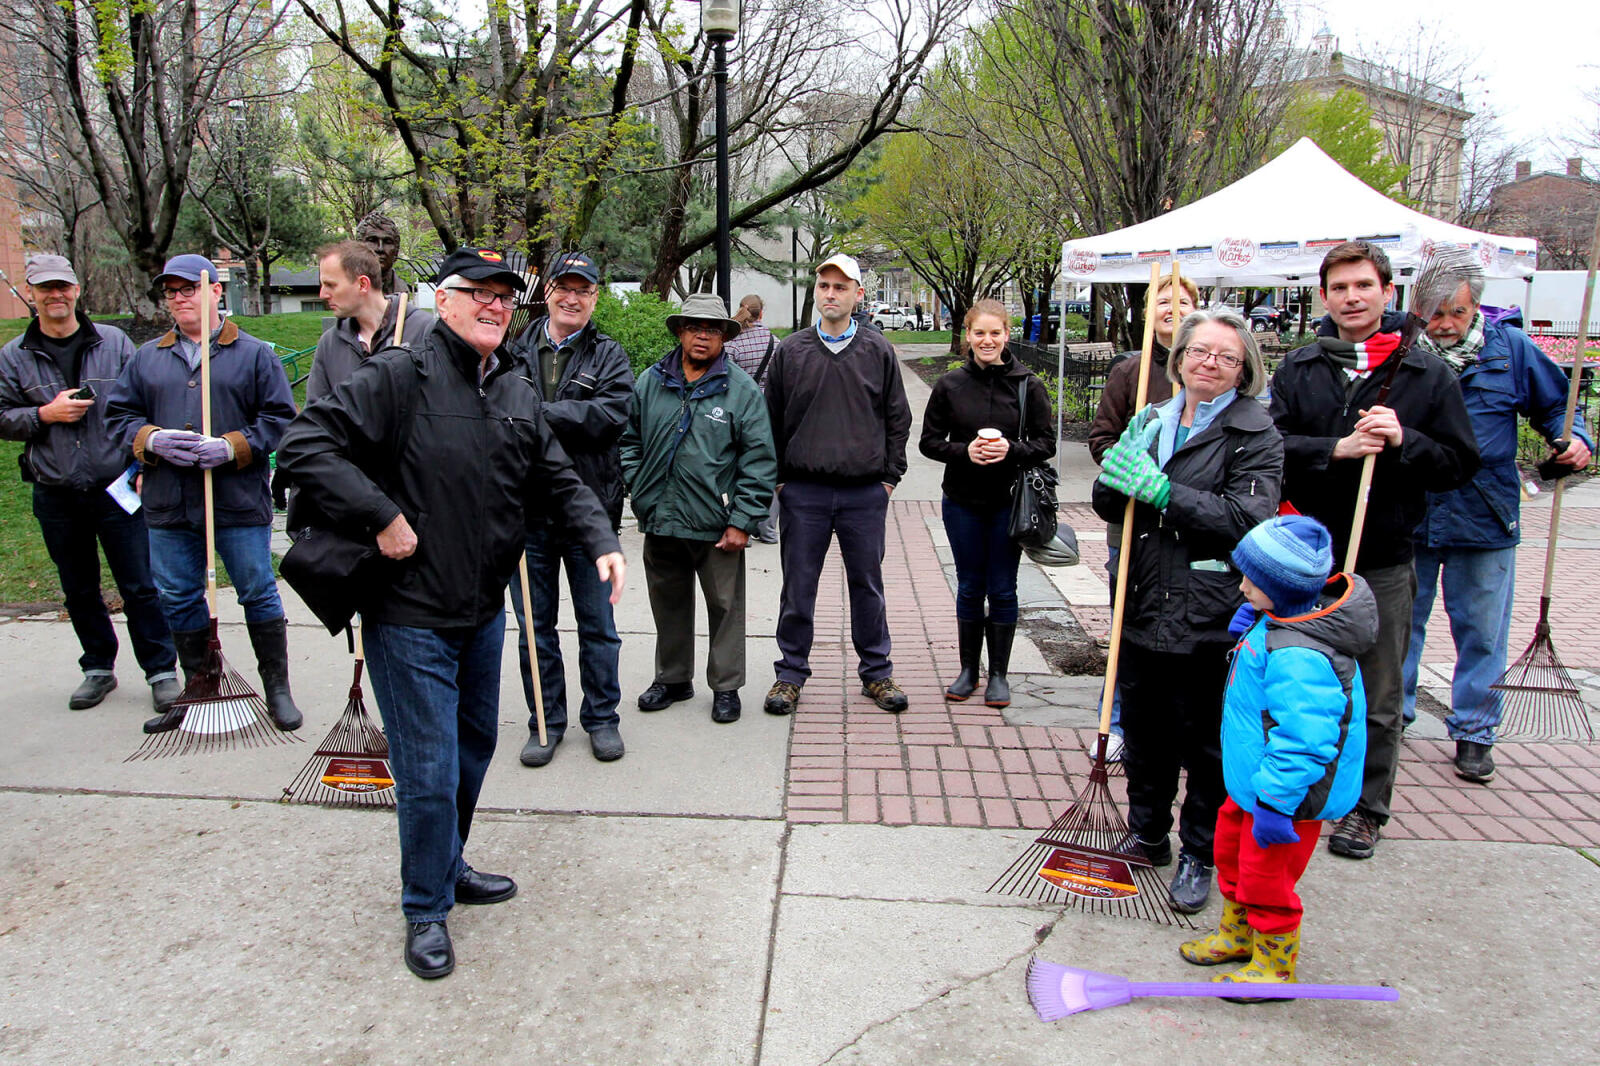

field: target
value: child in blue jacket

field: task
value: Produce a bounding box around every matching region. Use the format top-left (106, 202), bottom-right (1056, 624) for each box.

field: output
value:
top-left (1178, 514), bottom-right (1377, 996)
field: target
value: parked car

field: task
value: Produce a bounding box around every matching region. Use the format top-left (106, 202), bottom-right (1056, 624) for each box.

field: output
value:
top-left (873, 306), bottom-right (916, 330)
top-left (1248, 304), bottom-right (1287, 331)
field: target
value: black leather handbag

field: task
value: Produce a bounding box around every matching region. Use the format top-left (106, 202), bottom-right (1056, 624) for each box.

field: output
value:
top-left (1006, 377), bottom-right (1059, 548)
top-left (279, 525), bottom-right (382, 636)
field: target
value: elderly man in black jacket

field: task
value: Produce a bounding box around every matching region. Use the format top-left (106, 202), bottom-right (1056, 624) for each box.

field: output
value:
top-left (1268, 241), bottom-right (1480, 862)
top-left (507, 251), bottom-right (634, 768)
top-left (278, 247), bottom-right (625, 981)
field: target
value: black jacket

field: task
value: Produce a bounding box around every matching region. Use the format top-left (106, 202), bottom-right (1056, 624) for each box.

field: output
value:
top-left (277, 320), bottom-right (620, 629)
top-left (919, 351), bottom-right (1056, 509)
top-left (1268, 311), bottom-right (1480, 572)
top-left (765, 325), bottom-right (911, 486)
top-left (510, 318), bottom-right (633, 529)
top-left (1092, 394), bottom-right (1283, 652)
top-left (306, 297), bottom-right (434, 403)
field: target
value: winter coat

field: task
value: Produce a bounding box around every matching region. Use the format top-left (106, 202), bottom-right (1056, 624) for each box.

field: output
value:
top-left (105, 320), bottom-right (296, 528)
top-left (277, 319), bottom-right (620, 629)
top-left (1091, 392), bottom-right (1283, 652)
top-left (1267, 310), bottom-right (1480, 571)
top-left (919, 351), bottom-right (1056, 510)
top-left (510, 317), bottom-right (633, 529)
top-left (765, 325), bottom-right (911, 486)
top-left (1415, 312), bottom-right (1592, 550)
top-left (1223, 573), bottom-right (1378, 822)
top-left (619, 349), bottom-right (777, 541)
top-left (305, 297), bottom-right (434, 403)
top-left (0, 313), bottom-right (136, 490)
top-left (1087, 345), bottom-right (1175, 464)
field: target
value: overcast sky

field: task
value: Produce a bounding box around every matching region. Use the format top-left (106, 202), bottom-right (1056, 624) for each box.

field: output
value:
top-left (1300, 0), bottom-right (1596, 170)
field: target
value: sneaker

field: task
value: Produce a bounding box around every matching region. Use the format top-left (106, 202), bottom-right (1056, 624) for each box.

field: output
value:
top-left (862, 677), bottom-right (909, 713)
top-left (1167, 852), bottom-right (1213, 914)
top-left (1327, 808), bottom-right (1381, 860)
top-left (637, 680), bottom-right (694, 712)
top-left (711, 690), bottom-right (741, 723)
top-left (68, 672), bottom-right (117, 710)
top-left (1105, 733), bottom-right (1125, 764)
top-left (763, 681), bottom-right (801, 716)
top-left (1453, 740), bottom-right (1495, 784)
top-left (1134, 834), bottom-right (1173, 868)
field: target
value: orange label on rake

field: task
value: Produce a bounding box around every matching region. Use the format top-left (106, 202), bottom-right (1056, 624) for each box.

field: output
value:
top-left (321, 758), bottom-right (395, 794)
top-left (1037, 848), bottom-right (1140, 899)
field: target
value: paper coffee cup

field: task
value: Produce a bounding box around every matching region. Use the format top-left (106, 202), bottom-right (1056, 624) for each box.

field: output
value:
top-left (976, 428), bottom-right (1001, 442)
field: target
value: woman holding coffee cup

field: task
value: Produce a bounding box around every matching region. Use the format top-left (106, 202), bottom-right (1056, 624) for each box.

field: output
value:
top-left (919, 299), bottom-right (1055, 706)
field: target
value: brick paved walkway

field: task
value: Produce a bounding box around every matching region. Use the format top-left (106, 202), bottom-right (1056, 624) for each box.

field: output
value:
top-left (782, 499), bottom-right (1600, 852)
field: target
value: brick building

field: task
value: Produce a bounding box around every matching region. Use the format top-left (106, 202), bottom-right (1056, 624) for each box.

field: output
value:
top-left (1484, 159), bottom-right (1600, 271)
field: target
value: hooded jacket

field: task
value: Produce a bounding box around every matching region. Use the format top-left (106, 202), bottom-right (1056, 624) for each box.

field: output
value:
top-left (620, 348), bottom-right (776, 540)
top-left (0, 312), bottom-right (136, 490)
top-left (1223, 572), bottom-right (1378, 822)
top-left (919, 350), bottom-right (1055, 509)
top-left (1267, 310), bottom-right (1480, 571)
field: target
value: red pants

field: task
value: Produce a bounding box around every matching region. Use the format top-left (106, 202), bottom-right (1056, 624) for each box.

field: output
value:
top-left (1213, 797), bottom-right (1323, 935)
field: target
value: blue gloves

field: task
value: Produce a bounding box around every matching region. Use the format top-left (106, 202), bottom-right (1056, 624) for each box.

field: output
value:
top-left (1097, 416), bottom-right (1170, 509)
top-left (186, 436), bottom-right (235, 469)
top-left (1250, 802), bottom-right (1300, 848)
top-left (146, 430), bottom-right (203, 466)
top-left (1228, 604), bottom-right (1259, 636)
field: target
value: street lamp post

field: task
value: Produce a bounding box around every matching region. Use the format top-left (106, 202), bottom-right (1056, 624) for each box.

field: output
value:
top-left (703, 0), bottom-right (739, 305)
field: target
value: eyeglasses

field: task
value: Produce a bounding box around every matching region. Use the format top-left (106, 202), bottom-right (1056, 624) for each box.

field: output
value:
top-left (1183, 345), bottom-right (1244, 369)
top-left (163, 282), bottom-right (201, 300)
top-left (549, 284), bottom-right (597, 299)
top-left (444, 285), bottom-right (516, 309)
top-left (681, 323), bottom-right (725, 338)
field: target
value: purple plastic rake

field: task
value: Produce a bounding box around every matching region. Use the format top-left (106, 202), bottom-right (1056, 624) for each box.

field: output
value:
top-left (1026, 957), bottom-right (1398, 1019)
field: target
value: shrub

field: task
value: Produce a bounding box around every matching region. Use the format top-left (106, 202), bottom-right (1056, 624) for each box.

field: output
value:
top-left (593, 289), bottom-right (677, 377)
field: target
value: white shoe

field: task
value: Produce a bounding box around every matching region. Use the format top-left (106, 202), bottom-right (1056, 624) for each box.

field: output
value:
top-left (1104, 733), bottom-right (1125, 763)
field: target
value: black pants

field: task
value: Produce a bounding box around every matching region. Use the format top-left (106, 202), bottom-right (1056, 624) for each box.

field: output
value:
top-left (1119, 640), bottom-right (1230, 865)
top-left (32, 483), bottom-right (176, 678)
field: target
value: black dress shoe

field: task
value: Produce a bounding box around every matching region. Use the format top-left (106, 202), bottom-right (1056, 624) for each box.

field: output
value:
top-left (69, 673), bottom-right (117, 710)
top-left (455, 867), bottom-right (517, 905)
top-left (405, 920), bottom-right (454, 979)
top-left (519, 732), bottom-right (562, 767)
top-left (637, 680), bottom-right (694, 711)
top-left (712, 690), bottom-right (741, 723)
top-left (1167, 853), bottom-right (1213, 914)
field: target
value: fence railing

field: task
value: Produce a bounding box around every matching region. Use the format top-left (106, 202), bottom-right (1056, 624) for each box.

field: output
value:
top-left (1008, 339), bottom-right (1119, 423)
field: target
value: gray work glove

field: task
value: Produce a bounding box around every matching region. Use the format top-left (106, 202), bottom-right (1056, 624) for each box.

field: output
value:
top-left (187, 435), bottom-right (236, 469)
top-left (147, 430), bottom-right (204, 466)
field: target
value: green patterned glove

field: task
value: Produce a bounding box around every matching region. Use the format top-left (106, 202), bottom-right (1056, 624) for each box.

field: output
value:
top-left (1100, 461), bottom-right (1172, 509)
top-left (1101, 414), bottom-right (1160, 472)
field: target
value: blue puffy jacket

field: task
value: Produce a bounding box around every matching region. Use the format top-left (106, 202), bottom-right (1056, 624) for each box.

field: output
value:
top-left (1415, 311), bottom-right (1592, 550)
top-left (1222, 573), bottom-right (1378, 821)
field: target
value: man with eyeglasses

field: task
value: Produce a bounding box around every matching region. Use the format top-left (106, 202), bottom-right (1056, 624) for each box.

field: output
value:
top-left (105, 254), bottom-right (302, 735)
top-left (0, 253), bottom-right (178, 714)
top-left (1268, 241), bottom-right (1479, 862)
top-left (507, 252), bottom-right (634, 768)
top-left (279, 247), bottom-right (626, 979)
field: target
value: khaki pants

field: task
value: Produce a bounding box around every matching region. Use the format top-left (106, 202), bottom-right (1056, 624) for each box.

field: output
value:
top-left (643, 534), bottom-right (747, 692)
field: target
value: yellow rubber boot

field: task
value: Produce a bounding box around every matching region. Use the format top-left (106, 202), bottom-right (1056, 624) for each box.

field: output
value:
top-left (1215, 927), bottom-right (1300, 1003)
top-left (1178, 899), bottom-right (1253, 966)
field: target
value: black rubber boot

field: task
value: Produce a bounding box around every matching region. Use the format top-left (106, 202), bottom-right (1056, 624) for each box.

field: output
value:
top-left (248, 617), bottom-right (303, 732)
top-left (946, 619), bottom-right (985, 701)
top-left (984, 621), bottom-right (1016, 707)
top-left (143, 627), bottom-right (210, 734)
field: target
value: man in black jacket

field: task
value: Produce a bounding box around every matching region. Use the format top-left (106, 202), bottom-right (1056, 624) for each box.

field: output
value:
top-left (278, 248), bottom-right (625, 980)
top-left (508, 251), bottom-right (634, 767)
top-left (763, 254), bottom-right (912, 716)
top-left (1268, 241), bottom-right (1479, 861)
top-left (0, 254), bottom-right (177, 712)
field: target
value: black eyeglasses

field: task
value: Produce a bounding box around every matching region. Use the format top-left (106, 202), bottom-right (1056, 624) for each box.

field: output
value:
top-left (1182, 345), bottom-right (1244, 369)
top-left (445, 285), bottom-right (516, 309)
top-left (163, 282), bottom-right (201, 300)
top-left (549, 284), bottom-right (597, 299)
top-left (680, 323), bottom-right (725, 338)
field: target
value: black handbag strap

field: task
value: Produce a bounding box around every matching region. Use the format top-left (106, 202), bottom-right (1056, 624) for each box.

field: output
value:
top-left (753, 332), bottom-right (776, 386)
top-left (1015, 377), bottom-right (1028, 440)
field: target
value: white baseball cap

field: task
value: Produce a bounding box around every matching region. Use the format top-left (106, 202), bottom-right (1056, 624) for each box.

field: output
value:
top-left (816, 253), bottom-right (862, 284)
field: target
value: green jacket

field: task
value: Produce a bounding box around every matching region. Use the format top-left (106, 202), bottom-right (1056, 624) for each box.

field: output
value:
top-left (620, 349), bottom-right (776, 541)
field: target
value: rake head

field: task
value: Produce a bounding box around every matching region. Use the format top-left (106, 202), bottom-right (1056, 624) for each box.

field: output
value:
top-left (281, 660), bottom-right (396, 807)
top-left (1492, 622), bottom-right (1596, 743)
top-left (126, 621), bottom-right (300, 760)
top-left (990, 761), bottom-right (1195, 928)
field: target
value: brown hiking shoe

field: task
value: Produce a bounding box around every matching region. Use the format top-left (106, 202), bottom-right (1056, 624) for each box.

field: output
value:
top-left (862, 677), bottom-right (909, 713)
top-left (1327, 809), bottom-right (1380, 859)
top-left (763, 681), bottom-right (801, 716)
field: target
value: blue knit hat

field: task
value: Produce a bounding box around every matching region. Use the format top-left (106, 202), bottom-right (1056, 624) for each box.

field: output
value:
top-left (1231, 515), bottom-right (1333, 616)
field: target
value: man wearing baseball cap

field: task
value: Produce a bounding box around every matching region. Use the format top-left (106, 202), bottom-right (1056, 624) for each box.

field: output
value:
top-left (280, 246), bottom-right (626, 979)
top-left (105, 254), bottom-right (302, 735)
top-left (0, 254), bottom-right (178, 712)
top-left (762, 253), bottom-right (912, 716)
top-left (507, 250), bottom-right (635, 768)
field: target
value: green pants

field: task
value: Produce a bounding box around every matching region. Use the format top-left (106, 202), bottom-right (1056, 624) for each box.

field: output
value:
top-left (643, 534), bottom-right (747, 692)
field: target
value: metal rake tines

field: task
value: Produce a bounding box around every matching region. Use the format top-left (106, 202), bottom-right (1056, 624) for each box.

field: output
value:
top-left (281, 697), bottom-right (396, 807)
top-left (1492, 633), bottom-right (1596, 743)
top-left (127, 663), bottom-right (299, 760)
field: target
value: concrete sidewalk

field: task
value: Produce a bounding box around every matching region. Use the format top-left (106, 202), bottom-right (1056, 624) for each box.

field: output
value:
top-left (2, 349), bottom-right (1598, 1065)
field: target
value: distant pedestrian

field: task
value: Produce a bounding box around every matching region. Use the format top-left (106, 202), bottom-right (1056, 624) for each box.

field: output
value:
top-left (726, 293), bottom-right (779, 542)
top-left (763, 254), bottom-right (912, 716)
top-left (621, 293), bottom-right (776, 724)
top-left (919, 299), bottom-right (1055, 707)
top-left (0, 254), bottom-right (178, 713)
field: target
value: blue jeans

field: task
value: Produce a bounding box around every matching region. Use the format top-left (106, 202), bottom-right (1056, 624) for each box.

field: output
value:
top-left (33, 484), bottom-right (175, 680)
top-left (1403, 544), bottom-right (1514, 744)
top-left (147, 523), bottom-right (283, 631)
top-left (941, 497), bottom-right (1022, 623)
top-left (363, 615), bottom-right (504, 922)
top-left (508, 522), bottom-right (621, 738)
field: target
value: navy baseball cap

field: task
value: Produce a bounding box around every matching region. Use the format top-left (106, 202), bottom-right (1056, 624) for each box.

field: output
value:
top-left (548, 251), bottom-right (599, 285)
top-left (156, 254), bottom-right (221, 284)
top-left (434, 247), bottom-right (527, 290)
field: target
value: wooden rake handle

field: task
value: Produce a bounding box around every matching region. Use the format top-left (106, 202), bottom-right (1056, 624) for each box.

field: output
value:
top-left (200, 270), bottom-right (218, 619)
top-left (517, 555), bottom-right (548, 746)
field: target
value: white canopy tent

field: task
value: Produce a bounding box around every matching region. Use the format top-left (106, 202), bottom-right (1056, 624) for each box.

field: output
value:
top-left (1058, 138), bottom-right (1539, 287)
